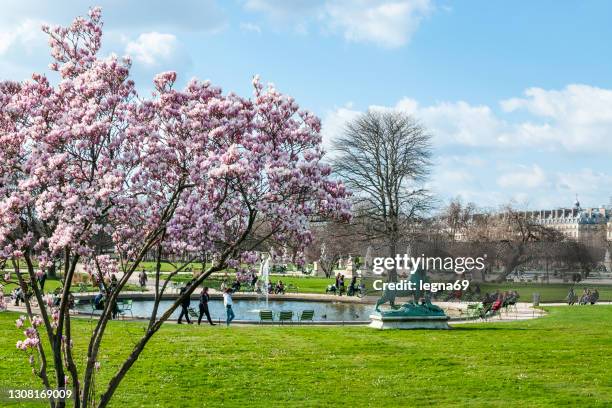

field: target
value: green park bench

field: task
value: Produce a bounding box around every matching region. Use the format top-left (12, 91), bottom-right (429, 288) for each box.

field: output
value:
top-left (278, 310), bottom-right (293, 324)
top-left (259, 309), bottom-right (274, 324)
top-left (299, 310), bottom-right (314, 322)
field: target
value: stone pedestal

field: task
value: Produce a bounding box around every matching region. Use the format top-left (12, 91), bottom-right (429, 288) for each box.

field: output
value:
top-left (369, 314), bottom-right (450, 330)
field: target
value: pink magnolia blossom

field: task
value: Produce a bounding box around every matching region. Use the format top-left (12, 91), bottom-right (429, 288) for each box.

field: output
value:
top-left (1, 7), bottom-right (351, 403)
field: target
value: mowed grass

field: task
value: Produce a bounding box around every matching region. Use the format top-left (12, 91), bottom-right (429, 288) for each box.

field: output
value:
top-left (478, 282), bottom-right (612, 302)
top-left (0, 306), bottom-right (610, 407)
top-left (274, 276), bottom-right (612, 303)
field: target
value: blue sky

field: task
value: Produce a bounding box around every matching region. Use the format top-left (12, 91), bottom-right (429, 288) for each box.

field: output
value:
top-left (2, 0), bottom-right (612, 210)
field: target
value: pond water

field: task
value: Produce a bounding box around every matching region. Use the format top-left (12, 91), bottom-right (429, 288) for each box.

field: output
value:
top-left (76, 298), bottom-right (376, 322)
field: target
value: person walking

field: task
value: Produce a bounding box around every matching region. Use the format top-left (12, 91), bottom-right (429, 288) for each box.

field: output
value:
top-left (139, 269), bottom-right (148, 289)
top-left (177, 283), bottom-right (193, 324)
top-left (109, 274), bottom-right (119, 319)
top-left (38, 271), bottom-right (47, 292)
top-left (198, 287), bottom-right (215, 325)
top-left (223, 288), bottom-right (235, 327)
top-left (566, 287), bottom-right (576, 305)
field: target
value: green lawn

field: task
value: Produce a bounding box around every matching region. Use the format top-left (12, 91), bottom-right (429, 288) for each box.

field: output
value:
top-left (166, 273), bottom-right (612, 302)
top-left (6, 271), bottom-right (608, 304)
top-left (135, 261), bottom-right (210, 273)
top-left (269, 277), bottom-right (612, 302)
top-left (478, 282), bottom-right (612, 302)
top-left (119, 262), bottom-right (612, 302)
top-left (0, 306), bottom-right (610, 407)
top-left (1, 278), bottom-right (63, 294)
top-left (1, 278), bottom-right (143, 295)
top-left (272, 276), bottom-right (331, 293)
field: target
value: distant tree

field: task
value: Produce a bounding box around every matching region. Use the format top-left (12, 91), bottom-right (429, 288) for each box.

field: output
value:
top-left (487, 206), bottom-right (564, 282)
top-left (441, 197), bottom-right (476, 242)
top-left (305, 221), bottom-right (358, 278)
top-left (332, 110), bottom-right (433, 287)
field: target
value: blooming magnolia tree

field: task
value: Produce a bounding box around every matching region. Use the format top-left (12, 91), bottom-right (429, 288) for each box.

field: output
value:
top-left (0, 8), bottom-right (350, 408)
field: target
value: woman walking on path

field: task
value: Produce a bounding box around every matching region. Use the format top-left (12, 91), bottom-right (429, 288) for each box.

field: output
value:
top-left (223, 288), bottom-right (235, 327)
top-left (198, 287), bottom-right (215, 325)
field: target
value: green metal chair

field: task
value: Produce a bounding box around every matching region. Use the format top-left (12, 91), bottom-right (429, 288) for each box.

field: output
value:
top-left (465, 303), bottom-right (482, 319)
top-left (187, 307), bottom-right (199, 320)
top-left (278, 310), bottom-right (293, 324)
top-left (259, 309), bottom-right (274, 324)
top-left (118, 299), bottom-right (133, 319)
top-left (299, 309), bottom-right (314, 322)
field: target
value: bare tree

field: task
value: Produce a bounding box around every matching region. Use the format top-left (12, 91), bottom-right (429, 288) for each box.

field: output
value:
top-left (441, 197), bottom-right (476, 242)
top-left (305, 221), bottom-right (359, 277)
top-left (332, 110), bottom-right (433, 287)
top-left (472, 205), bottom-right (564, 282)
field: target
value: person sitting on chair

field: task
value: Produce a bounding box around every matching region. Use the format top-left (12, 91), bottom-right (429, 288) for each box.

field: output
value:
top-left (231, 279), bottom-right (241, 293)
top-left (347, 276), bottom-right (357, 296)
top-left (579, 288), bottom-right (590, 305)
top-left (590, 289), bottom-right (599, 305)
top-left (275, 280), bottom-right (285, 294)
top-left (93, 291), bottom-right (105, 310)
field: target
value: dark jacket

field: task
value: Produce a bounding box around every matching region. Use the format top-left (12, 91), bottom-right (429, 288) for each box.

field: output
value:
top-left (180, 287), bottom-right (191, 307)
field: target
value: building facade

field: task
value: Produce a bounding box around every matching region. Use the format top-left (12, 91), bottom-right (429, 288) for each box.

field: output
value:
top-left (522, 200), bottom-right (610, 244)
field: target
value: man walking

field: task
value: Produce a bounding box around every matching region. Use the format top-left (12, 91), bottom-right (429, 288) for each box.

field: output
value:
top-left (178, 281), bottom-right (193, 324)
top-left (198, 286), bottom-right (215, 325)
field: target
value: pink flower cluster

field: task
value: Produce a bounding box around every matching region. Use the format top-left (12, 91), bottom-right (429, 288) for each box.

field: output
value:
top-left (15, 316), bottom-right (41, 351)
top-left (0, 6), bottom-right (351, 296)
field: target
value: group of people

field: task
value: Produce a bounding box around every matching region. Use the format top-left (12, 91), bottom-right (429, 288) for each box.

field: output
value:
top-left (265, 280), bottom-right (285, 294)
top-left (177, 280), bottom-right (236, 327)
top-left (566, 287), bottom-right (599, 305)
top-left (93, 274), bottom-right (121, 319)
top-left (219, 270), bottom-right (263, 294)
top-left (10, 285), bottom-right (29, 306)
top-left (479, 290), bottom-right (520, 317)
top-left (327, 274), bottom-right (360, 296)
top-left (7, 270), bottom-right (50, 306)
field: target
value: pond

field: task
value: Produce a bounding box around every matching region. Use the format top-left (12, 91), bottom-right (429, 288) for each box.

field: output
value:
top-left (76, 298), bottom-right (376, 322)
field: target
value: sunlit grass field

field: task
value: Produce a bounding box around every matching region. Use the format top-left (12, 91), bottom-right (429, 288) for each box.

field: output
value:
top-left (0, 306), bottom-right (610, 407)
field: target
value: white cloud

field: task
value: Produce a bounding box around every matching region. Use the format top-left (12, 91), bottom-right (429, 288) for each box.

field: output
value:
top-left (500, 84), bottom-right (612, 152)
top-left (328, 97), bottom-right (509, 147)
top-left (243, 0), bottom-right (433, 48)
top-left (0, 1), bottom-right (219, 81)
top-left (240, 22), bottom-right (262, 33)
top-left (497, 165), bottom-right (547, 189)
top-left (125, 32), bottom-right (180, 67)
top-left (555, 169), bottom-right (612, 197)
top-left (322, 85), bottom-right (612, 208)
top-left (324, 0), bottom-right (432, 47)
top-left (321, 105), bottom-right (361, 153)
top-left (0, 19), bottom-right (46, 56)
top-left (325, 84), bottom-right (612, 153)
